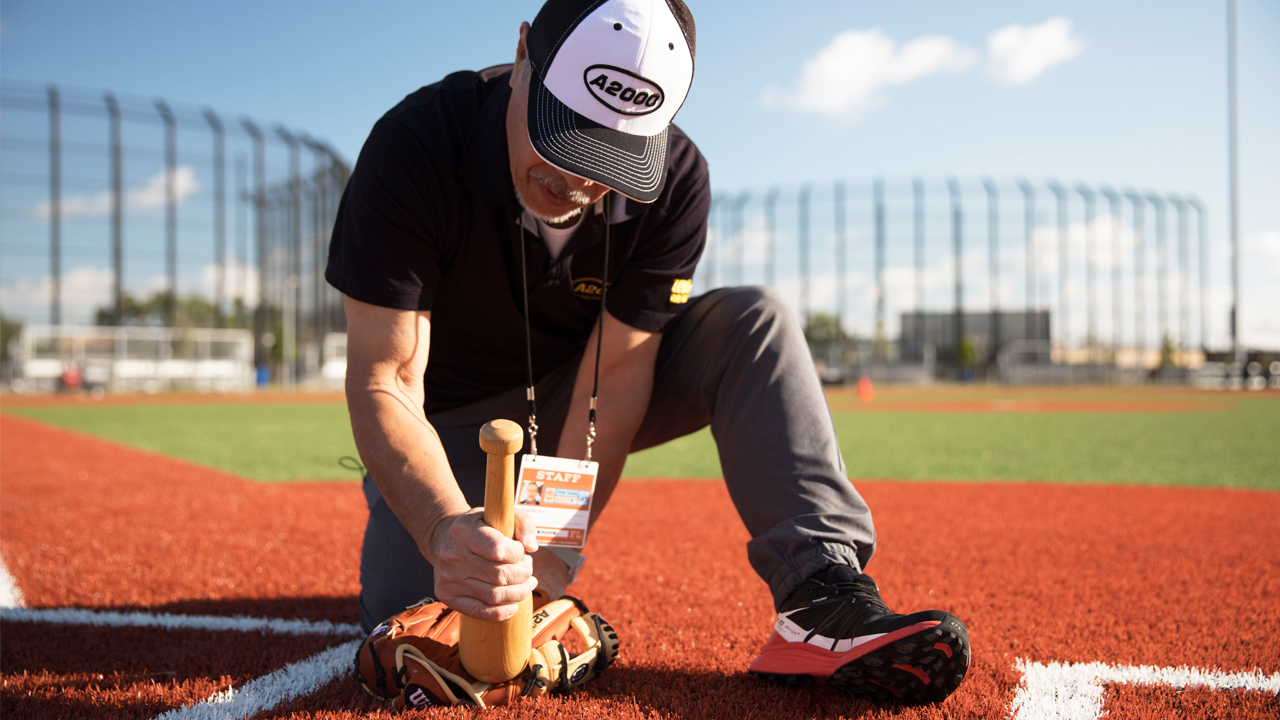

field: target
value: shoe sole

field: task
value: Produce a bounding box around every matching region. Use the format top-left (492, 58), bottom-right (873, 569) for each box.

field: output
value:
top-left (751, 615), bottom-right (970, 705)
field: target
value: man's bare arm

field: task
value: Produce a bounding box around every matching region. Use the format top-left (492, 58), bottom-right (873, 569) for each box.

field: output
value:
top-left (343, 295), bottom-right (538, 621)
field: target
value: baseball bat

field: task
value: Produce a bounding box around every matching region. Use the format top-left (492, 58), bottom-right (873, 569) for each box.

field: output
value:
top-left (458, 419), bottom-right (532, 683)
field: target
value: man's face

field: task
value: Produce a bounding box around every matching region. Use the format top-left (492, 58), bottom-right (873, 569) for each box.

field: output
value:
top-left (507, 22), bottom-right (610, 227)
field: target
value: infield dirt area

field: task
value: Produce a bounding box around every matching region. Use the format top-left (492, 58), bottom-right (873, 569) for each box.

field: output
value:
top-left (2, 411), bottom-right (1278, 719)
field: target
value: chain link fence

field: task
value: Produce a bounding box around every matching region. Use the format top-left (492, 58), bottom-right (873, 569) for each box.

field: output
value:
top-left (1, 80), bottom-right (349, 389)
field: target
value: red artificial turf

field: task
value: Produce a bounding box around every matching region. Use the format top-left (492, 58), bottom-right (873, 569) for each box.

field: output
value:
top-left (3, 414), bottom-right (1278, 718)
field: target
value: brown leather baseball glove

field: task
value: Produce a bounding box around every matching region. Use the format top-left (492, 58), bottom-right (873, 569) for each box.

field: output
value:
top-left (354, 591), bottom-right (620, 709)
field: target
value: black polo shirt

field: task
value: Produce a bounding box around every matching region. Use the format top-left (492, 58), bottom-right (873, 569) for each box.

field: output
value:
top-left (326, 65), bottom-right (710, 413)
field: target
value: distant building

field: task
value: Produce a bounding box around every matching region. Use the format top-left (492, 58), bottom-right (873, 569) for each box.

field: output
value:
top-left (899, 310), bottom-right (1051, 362)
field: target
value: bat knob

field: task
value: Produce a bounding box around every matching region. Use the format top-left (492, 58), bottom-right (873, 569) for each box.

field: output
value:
top-left (480, 419), bottom-right (524, 457)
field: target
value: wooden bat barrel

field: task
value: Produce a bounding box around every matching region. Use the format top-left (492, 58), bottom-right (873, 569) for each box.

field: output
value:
top-left (458, 419), bottom-right (531, 683)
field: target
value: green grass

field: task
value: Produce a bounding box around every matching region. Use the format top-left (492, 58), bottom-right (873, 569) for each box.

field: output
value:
top-left (7, 390), bottom-right (1278, 489)
top-left (5, 403), bottom-right (362, 482)
top-left (621, 397), bottom-right (1280, 489)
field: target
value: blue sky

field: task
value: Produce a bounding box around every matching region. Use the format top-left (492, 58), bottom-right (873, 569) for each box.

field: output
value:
top-left (2, 0), bottom-right (1277, 348)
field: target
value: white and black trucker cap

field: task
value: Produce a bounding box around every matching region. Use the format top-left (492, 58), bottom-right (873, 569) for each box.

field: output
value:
top-left (525, 0), bottom-right (695, 203)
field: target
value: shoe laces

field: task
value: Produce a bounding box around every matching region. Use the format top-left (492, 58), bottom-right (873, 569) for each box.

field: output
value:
top-left (803, 577), bottom-right (894, 649)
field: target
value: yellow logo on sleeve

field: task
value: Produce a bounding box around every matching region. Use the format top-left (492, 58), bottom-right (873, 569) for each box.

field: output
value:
top-left (670, 278), bottom-right (692, 304)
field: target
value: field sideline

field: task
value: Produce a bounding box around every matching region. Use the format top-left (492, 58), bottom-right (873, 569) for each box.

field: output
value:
top-left (3, 385), bottom-right (1277, 488)
top-left (2, 386), bottom-right (1278, 718)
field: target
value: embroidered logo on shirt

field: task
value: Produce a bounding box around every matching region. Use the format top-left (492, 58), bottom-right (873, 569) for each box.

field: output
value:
top-left (573, 277), bottom-right (611, 301)
top-left (670, 278), bottom-right (692, 304)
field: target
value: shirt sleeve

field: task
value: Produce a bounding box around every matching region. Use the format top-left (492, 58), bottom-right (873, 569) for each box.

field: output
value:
top-left (605, 138), bottom-right (710, 333)
top-left (324, 118), bottom-right (446, 311)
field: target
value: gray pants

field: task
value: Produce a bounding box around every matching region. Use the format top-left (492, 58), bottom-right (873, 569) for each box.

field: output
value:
top-left (358, 286), bottom-right (876, 632)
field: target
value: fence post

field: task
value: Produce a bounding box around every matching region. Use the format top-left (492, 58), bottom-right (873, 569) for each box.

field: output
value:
top-left (1146, 193), bottom-right (1168, 362)
top-left (236, 155), bottom-right (247, 311)
top-left (983, 178), bottom-right (999, 367)
top-left (205, 111), bottom-right (226, 324)
top-left (240, 119), bottom-right (267, 377)
top-left (1189, 197), bottom-right (1208, 351)
top-left (798, 185), bottom-right (811, 321)
top-left (913, 177), bottom-right (924, 348)
top-left (156, 100), bottom-right (178, 327)
top-left (105, 93), bottom-right (124, 324)
top-left (1168, 195), bottom-right (1190, 360)
top-left (872, 179), bottom-right (884, 350)
top-left (205, 109), bottom-right (226, 326)
top-left (763, 188), bottom-right (778, 288)
top-left (1017, 180), bottom-right (1035, 347)
top-left (1227, 0), bottom-right (1241, 367)
top-left (834, 181), bottom-right (846, 337)
top-left (48, 85), bottom-right (62, 326)
top-left (1076, 184), bottom-right (1097, 361)
top-left (1125, 191), bottom-right (1145, 358)
top-left (1047, 181), bottom-right (1068, 354)
top-left (948, 178), bottom-right (963, 365)
top-left (276, 126), bottom-right (302, 391)
top-left (1101, 188), bottom-right (1122, 359)
top-left (734, 191), bottom-right (750, 287)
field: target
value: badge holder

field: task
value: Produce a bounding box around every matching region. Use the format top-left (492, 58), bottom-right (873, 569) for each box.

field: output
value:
top-left (514, 203), bottom-right (610, 551)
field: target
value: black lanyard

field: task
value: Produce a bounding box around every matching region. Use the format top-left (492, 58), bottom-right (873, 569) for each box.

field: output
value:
top-left (518, 199), bottom-right (610, 463)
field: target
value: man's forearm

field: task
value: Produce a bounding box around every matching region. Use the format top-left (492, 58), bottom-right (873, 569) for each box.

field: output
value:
top-left (348, 383), bottom-right (471, 562)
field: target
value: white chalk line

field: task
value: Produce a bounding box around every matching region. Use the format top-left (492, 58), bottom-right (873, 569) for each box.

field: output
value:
top-left (0, 554), bottom-right (367, 719)
top-left (0, 555), bottom-right (25, 608)
top-left (0, 606), bottom-right (362, 637)
top-left (151, 639), bottom-right (362, 720)
top-left (1010, 658), bottom-right (1280, 720)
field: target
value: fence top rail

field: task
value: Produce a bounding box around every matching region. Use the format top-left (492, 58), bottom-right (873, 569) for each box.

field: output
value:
top-left (1, 80), bottom-right (347, 164)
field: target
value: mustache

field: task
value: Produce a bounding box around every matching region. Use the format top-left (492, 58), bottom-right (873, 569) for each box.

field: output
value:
top-left (528, 169), bottom-right (593, 206)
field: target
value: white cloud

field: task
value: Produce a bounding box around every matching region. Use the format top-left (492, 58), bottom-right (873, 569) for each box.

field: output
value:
top-left (986, 17), bottom-right (1084, 86)
top-left (33, 166), bottom-right (201, 220)
top-left (762, 28), bottom-right (978, 118)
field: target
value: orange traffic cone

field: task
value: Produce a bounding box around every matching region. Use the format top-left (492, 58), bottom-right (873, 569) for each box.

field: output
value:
top-left (857, 375), bottom-right (875, 403)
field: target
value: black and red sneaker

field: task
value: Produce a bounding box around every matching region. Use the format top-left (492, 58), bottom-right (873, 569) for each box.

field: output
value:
top-left (748, 566), bottom-right (969, 705)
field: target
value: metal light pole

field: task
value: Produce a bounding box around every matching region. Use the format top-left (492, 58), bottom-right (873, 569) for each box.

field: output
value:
top-left (156, 100), bottom-right (178, 327)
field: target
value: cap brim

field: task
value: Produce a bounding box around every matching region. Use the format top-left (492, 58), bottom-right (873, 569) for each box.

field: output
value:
top-left (527, 73), bottom-right (670, 204)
